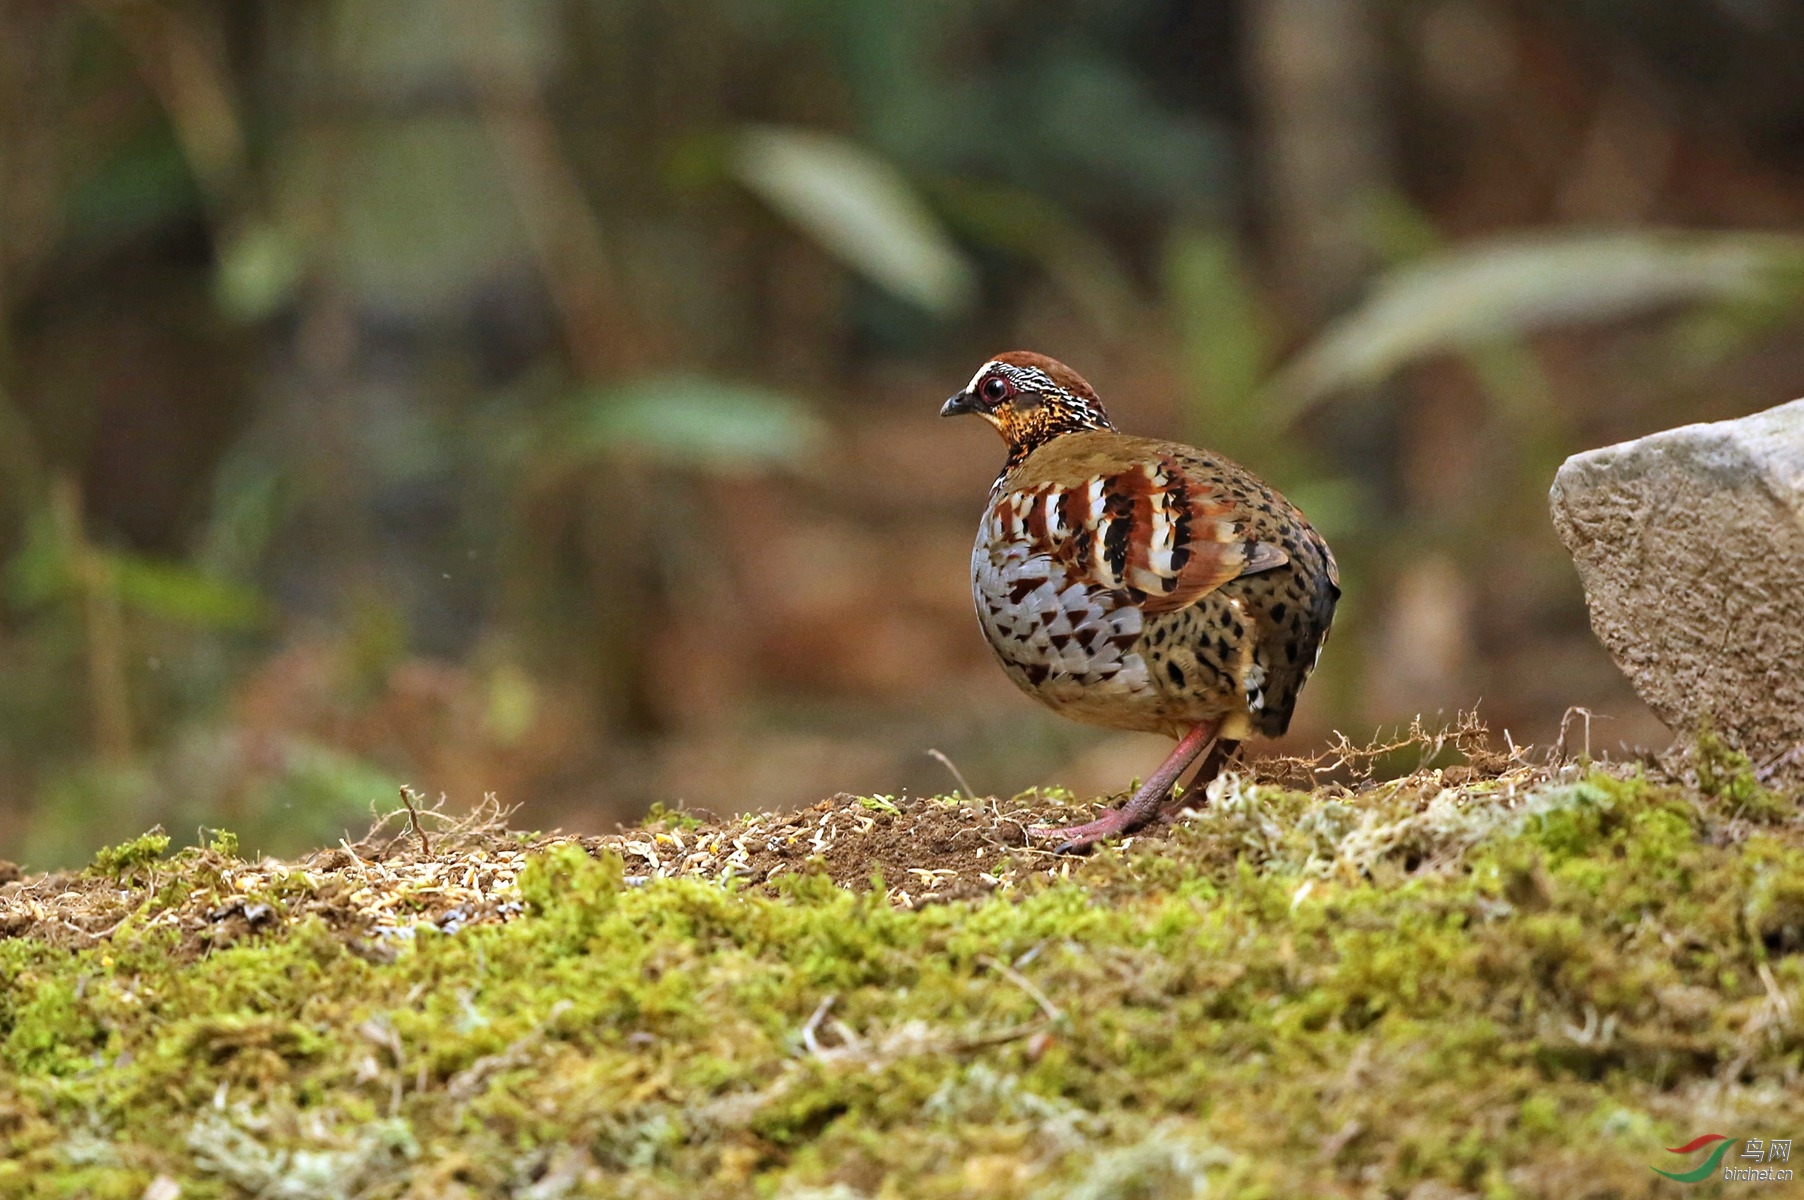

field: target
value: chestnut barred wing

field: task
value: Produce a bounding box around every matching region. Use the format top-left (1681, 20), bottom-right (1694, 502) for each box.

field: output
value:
top-left (990, 457), bottom-right (1288, 615)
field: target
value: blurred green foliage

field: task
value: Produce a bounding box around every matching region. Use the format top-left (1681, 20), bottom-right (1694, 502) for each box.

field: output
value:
top-left (7, 496), bottom-right (268, 632)
top-left (731, 126), bottom-right (976, 316)
top-left (562, 376), bottom-right (826, 472)
top-left (1274, 230), bottom-right (1804, 414)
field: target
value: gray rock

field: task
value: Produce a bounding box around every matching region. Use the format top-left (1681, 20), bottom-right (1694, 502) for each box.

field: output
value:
top-left (1549, 398), bottom-right (1804, 770)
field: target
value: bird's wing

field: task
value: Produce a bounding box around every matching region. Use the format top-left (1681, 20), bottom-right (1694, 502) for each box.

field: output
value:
top-left (995, 446), bottom-right (1288, 616)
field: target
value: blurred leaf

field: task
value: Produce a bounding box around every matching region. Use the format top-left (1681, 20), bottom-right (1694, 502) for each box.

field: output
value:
top-left (566, 375), bottom-right (825, 472)
top-left (214, 221), bottom-right (305, 322)
top-left (730, 125), bottom-right (974, 314)
top-left (62, 126), bottom-right (204, 254)
top-left (1272, 231), bottom-right (1804, 416)
top-left (484, 662), bottom-right (538, 747)
top-left (110, 555), bottom-right (270, 631)
top-left (5, 505), bottom-right (268, 630)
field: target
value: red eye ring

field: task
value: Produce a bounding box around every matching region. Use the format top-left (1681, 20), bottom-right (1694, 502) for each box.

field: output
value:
top-left (981, 376), bottom-right (1009, 402)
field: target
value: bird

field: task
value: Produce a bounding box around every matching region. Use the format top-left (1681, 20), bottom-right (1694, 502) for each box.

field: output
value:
top-left (942, 351), bottom-right (1339, 851)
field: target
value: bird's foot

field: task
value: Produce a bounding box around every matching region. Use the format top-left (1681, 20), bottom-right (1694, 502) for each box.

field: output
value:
top-left (1029, 805), bottom-right (1157, 855)
top-left (1027, 721), bottom-right (1225, 854)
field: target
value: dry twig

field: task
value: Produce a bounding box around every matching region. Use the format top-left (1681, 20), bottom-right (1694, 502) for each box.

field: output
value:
top-left (398, 786), bottom-right (432, 858)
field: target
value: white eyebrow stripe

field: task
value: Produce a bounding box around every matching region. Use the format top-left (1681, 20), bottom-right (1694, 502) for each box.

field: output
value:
top-left (964, 361), bottom-right (1004, 394)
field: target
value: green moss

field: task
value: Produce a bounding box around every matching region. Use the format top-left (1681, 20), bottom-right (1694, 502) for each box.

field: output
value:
top-left (1695, 725), bottom-right (1793, 821)
top-left (88, 828), bottom-right (170, 879)
top-left (3, 768), bottom-right (1803, 1197)
top-left (641, 802), bottom-right (703, 831)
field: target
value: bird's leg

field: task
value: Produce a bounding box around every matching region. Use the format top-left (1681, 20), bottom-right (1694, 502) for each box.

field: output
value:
top-left (1154, 737), bottom-right (1243, 824)
top-left (1032, 721), bottom-right (1218, 853)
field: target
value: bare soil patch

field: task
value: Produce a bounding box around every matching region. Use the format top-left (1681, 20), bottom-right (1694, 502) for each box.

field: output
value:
top-left (0, 790), bottom-right (1106, 953)
top-left (0, 717), bottom-right (1609, 952)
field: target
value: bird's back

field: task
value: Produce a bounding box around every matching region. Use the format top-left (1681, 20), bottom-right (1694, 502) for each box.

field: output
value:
top-left (975, 431), bottom-right (1339, 740)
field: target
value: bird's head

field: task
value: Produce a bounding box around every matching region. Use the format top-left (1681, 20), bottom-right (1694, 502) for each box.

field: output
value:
top-left (941, 351), bottom-right (1116, 464)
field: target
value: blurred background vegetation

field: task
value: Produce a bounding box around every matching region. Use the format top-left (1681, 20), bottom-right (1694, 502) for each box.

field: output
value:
top-left (3, 0), bottom-right (1804, 867)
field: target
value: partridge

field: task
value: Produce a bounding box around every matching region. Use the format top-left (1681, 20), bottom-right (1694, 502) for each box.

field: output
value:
top-left (943, 351), bottom-right (1339, 851)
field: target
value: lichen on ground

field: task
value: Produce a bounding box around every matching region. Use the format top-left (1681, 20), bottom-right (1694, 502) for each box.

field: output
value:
top-left (2, 726), bottom-right (1802, 1198)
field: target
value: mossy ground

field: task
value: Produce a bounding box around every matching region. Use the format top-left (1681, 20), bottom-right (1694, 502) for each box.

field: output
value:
top-left (2, 734), bottom-right (1802, 1199)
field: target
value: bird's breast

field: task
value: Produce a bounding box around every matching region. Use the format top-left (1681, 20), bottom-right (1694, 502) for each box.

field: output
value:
top-left (969, 504), bottom-right (1153, 710)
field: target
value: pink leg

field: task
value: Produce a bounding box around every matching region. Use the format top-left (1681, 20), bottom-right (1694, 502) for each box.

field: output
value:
top-left (1032, 721), bottom-right (1218, 854)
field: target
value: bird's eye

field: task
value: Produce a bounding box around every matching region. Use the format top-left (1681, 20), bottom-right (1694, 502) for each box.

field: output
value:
top-left (981, 376), bottom-right (1009, 402)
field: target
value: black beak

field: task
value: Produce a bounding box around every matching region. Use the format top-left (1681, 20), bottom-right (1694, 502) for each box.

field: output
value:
top-left (941, 392), bottom-right (977, 418)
